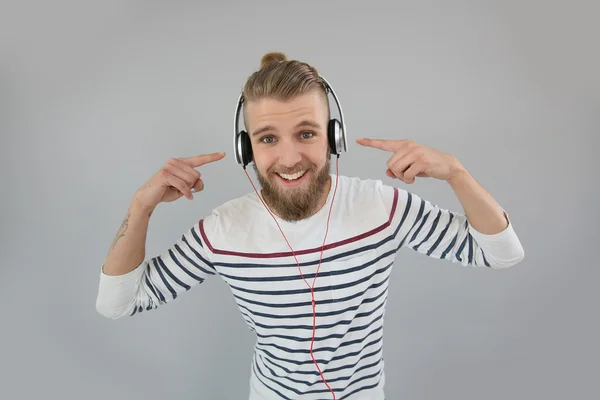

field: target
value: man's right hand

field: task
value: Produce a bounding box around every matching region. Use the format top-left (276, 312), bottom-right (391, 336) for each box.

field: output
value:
top-left (134, 152), bottom-right (226, 211)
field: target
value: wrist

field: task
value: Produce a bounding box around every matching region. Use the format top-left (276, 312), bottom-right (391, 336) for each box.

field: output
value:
top-left (131, 193), bottom-right (156, 217)
top-left (446, 158), bottom-right (469, 185)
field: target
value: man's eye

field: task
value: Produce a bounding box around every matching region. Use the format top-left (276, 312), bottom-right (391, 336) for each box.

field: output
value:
top-left (301, 131), bottom-right (314, 139)
top-left (262, 137), bottom-right (275, 144)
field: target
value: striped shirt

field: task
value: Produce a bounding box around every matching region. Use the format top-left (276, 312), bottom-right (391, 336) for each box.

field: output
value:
top-left (96, 174), bottom-right (524, 399)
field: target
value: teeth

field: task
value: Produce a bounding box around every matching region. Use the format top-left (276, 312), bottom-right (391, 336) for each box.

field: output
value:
top-left (278, 170), bottom-right (306, 181)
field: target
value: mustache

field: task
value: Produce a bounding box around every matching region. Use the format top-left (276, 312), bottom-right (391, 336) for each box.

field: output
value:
top-left (269, 163), bottom-right (315, 175)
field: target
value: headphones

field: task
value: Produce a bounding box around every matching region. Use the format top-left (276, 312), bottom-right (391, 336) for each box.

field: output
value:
top-left (233, 76), bottom-right (348, 168)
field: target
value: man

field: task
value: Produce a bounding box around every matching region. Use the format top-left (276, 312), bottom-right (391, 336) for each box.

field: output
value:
top-left (96, 52), bottom-right (524, 400)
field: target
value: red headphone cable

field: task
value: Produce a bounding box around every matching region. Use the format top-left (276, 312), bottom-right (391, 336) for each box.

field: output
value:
top-left (243, 155), bottom-right (340, 400)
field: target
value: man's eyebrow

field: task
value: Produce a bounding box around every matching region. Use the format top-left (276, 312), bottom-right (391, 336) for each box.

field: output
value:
top-left (251, 120), bottom-right (322, 137)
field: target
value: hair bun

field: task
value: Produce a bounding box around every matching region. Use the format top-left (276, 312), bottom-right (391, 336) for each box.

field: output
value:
top-left (260, 52), bottom-right (287, 69)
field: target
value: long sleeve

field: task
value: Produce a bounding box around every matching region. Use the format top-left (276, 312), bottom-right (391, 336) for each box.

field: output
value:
top-left (390, 187), bottom-right (524, 268)
top-left (95, 221), bottom-right (218, 319)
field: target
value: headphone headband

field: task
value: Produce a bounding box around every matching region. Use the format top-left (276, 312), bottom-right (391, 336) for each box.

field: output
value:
top-left (234, 74), bottom-right (347, 167)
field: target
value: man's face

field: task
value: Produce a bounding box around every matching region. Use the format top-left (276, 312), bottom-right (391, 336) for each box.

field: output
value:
top-left (245, 89), bottom-right (331, 221)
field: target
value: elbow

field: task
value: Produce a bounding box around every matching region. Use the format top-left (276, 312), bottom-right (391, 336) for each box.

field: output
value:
top-left (95, 303), bottom-right (121, 320)
top-left (508, 242), bottom-right (525, 267)
top-left (95, 296), bottom-right (131, 320)
top-left (491, 245), bottom-right (525, 269)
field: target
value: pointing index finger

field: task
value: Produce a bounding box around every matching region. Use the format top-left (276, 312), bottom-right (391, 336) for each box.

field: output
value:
top-left (182, 152), bottom-right (226, 167)
top-left (356, 138), bottom-right (401, 152)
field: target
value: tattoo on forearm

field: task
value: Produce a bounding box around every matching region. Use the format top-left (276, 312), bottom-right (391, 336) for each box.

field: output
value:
top-left (111, 213), bottom-right (130, 249)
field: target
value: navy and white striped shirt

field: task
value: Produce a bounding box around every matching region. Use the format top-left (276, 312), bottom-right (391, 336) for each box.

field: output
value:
top-left (96, 174), bottom-right (524, 399)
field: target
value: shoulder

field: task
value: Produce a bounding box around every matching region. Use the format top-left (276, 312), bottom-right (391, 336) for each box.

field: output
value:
top-left (337, 175), bottom-right (420, 230)
top-left (335, 174), bottom-right (399, 207)
top-left (200, 191), bottom-right (261, 238)
top-left (338, 174), bottom-right (392, 192)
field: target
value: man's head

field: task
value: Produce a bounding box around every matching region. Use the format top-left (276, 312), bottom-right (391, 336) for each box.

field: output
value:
top-left (242, 52), bottom-right (332, 222)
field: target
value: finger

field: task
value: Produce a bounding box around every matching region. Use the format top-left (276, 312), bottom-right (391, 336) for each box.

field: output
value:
top-left (385, 168), bottom-right (396, 179)
top-left (163, 161), bottom-right (200, 188)
top-left (402, 162), bottom-right (425, 184)
top-left (165, 173), bottom-right (193, 200)
top-left (191, 178), bottom-right (204, 193)
top-left (356, 138), bottom-right (403, 152)
top-left (386, 147), bottom-right (414, 171)
top-left (182, 152), bottom-right (226, 168)
top-left (389, 150), bottom-right (420, 176)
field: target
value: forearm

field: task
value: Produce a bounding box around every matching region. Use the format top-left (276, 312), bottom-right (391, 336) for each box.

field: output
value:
top-left (447, 163), bottom-right (509, 235)
top-left (102, 196), bottom-right (154, 276)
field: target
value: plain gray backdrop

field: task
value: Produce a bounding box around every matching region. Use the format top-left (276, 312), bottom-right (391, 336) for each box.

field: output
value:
top-left (1, 0), bottom-right (598, 399)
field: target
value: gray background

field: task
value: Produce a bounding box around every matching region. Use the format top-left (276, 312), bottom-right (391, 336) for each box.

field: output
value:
top-left (1, 0), bottom-right (598, 399)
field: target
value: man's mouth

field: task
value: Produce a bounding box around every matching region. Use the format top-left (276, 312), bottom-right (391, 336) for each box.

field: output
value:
top-left (276, 170), bottom-right (307, 181)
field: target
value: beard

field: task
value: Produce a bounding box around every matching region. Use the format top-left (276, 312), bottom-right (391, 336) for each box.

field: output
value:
top-left (254, 151), bottom-right (331, 222)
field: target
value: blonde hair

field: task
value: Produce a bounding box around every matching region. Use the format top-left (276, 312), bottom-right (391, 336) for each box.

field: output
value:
top-left (242, 52), bottom-right (330, 110)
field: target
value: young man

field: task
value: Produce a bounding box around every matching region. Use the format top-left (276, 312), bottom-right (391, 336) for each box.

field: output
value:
top-left (96, 52), bottom-right (524, 400)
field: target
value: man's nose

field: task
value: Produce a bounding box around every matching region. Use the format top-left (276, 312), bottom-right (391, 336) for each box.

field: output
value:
top-left (278, 140), bottom-right (302, 168)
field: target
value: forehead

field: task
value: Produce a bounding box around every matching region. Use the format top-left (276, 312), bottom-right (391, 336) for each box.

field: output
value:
top-left (244, 90), bottom-right (328, 135)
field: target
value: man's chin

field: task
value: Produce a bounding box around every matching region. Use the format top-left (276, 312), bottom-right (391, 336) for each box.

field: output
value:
top-left (254, 163), bottom-right (331, 221)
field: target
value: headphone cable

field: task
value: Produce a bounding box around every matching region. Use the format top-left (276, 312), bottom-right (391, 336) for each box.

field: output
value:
top-left (243, 154), bottom-right (340, 400)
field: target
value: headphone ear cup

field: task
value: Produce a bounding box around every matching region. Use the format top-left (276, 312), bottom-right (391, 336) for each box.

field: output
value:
top-left (239, 131), bottom-right (253, 166)
top-left (328, 119), bottom-right (342, 155)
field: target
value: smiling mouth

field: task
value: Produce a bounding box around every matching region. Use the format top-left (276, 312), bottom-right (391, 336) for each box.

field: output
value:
top-left (276, 170), bottom-right (307, 181)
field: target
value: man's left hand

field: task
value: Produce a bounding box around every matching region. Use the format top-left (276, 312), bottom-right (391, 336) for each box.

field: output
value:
top-left (356, 138), bottom-right (464, 184)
